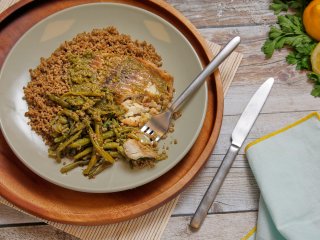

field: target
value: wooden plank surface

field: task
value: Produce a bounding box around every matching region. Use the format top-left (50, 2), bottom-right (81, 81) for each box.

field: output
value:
top-left (1, 0), bottom-right (319, 239)
top-left (0, 225), bottom-right (79, 240)
top-left (163, 0), bottom-right (319, 238)
top-left (163, 212), bottom-right (257, 240)
top-left (168, 0), bottom-right (276, 27)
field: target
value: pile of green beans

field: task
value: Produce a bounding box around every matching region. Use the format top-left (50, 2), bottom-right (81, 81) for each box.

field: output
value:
top-left (48, 89), bottom-right (136, 178)
top-left (47, 53), bottom-right (139, 178)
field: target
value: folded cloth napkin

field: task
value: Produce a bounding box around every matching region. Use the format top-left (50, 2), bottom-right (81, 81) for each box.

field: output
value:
top-left (244, 112), bottom-right (320, 240)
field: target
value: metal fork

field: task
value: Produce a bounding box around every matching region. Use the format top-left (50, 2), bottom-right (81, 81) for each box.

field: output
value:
top-left (141, 36), bottom-right (241, 142)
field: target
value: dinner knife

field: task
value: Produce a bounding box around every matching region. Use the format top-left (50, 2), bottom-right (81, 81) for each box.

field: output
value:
top-left (190, 77), bottom-right (274, 229)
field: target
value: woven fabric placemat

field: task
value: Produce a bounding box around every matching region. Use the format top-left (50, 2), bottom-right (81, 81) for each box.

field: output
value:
top-left (0, 0), bottom-right (17, 12)
top-left (0, 1), bottom-right (243, 239)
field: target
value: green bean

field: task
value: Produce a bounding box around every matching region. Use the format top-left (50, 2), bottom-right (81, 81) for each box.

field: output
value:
top-left (117, 126), bottom-right (134, 134)
top-left (48, 149), bottom-right (57, 158)
top-left (95, 122), bottom-right (103, 144)
top-left (81, 98), bottom-right (97, 111)
top-left (69, 122), bottom-right (85, 135)
top-left (113, 128), bottom-right (120, 138)
top-left (108, 151), bottom-right (120, 158)
top-left (56, 130), bottom-right (82, 162)
top-left (83, 150), bottom-right (97, 175)
top-left (58, 116), bottom-right (68, 124)
top-left (87, 125), bottom-right (115, 164)
top-left (73, 147), bottom-right (93, 160)
top-left (54, 135), bottom-right (68, 143)
top-left (60, 160), bottom-right (89, 174)
top-left (116, 146), bottom-right (125, 157)
top-left (69, 138), bottom-right (91, 148)
top-left (47, 93), bottom-right (70, 108)
top-left (127, 133), bottom-right (139, 141)
top-left (102, 131), bottom-right (115, 139)
top-left (52, 123), bottom-right (68, 134)
top-left (65, 91), bottom-right (105, 97)
top-left (87, 108), bottom-right (104, 122)
top-left (88, 162), bottom-right (110, 179)
top-left (103, 142), bottom-right (119, 149)
top-left (65, 96), bottom-right (85, 106)
top-left (62, 109), bottom-right (79, 122)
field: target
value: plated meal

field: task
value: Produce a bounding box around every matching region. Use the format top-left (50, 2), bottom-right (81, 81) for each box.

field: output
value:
top-left (24, 27), bottom-right (175, 178)
top-left (0, 2), bottom-right (209, 192)
top-left (0, 0), bottom-right (220, 224)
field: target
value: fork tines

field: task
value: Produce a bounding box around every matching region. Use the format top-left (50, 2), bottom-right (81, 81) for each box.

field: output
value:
top-left (141, 125), bottom-right (161, 142)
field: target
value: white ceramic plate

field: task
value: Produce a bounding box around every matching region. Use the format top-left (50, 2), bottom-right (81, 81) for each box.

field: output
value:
top-left (0, 3), bottom-right (207, 193)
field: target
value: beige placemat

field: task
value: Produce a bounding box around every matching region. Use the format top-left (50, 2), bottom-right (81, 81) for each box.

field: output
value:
top-left (0, 0), bottom-right (17, 12)
top-left (0, 1), bottom-right (243, 239)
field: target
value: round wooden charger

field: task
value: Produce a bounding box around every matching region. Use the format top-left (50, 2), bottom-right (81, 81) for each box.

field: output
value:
top-left (0, 0), bottom-right (223, 225)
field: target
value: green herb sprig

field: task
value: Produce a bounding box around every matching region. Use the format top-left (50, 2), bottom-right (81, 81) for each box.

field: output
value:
top-left (308, 72), bottom-right (320, 96)
top-left (262, 0), bottom-right (320, 96)
top-left (270, 0), bottom-right (311, 14)
top-left (262, 14), bottom-right (316, 70)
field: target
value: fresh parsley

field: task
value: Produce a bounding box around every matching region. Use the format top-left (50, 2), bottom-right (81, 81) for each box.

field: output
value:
top-left (262, 15), bottom-right (316, 70)
top-left (262, 0), bottom-right (320, 96)
top-left (286, 42), bottom-right (316, 70)
top-left (270, 0), bottom-right (289, 14)
top-left (270, 0), bottom-right (311, 15)
top-left (308, 72), bottom-right (320, 96)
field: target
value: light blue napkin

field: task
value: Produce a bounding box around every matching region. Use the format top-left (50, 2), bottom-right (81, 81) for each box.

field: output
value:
top-left (244, 112), bottom-right (320, 240)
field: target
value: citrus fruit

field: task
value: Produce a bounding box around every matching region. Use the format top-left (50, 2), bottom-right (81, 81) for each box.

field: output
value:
top-left (311, 42), bottom-right (320, 74)
top-left (303, 0), bottom-right (320, 41)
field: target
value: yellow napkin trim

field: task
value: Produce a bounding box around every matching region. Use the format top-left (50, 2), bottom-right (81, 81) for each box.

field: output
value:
top-left (245, 112), bottom-right (320, 152)
top-left (241, 226), bottom-right (257, 240)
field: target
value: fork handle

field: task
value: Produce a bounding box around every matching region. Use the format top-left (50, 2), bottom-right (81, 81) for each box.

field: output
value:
top-left (169, 36), bottom-right (240, 112)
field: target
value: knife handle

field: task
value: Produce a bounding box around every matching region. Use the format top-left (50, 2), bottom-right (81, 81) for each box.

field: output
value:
top-left (190, 144), bottom-right (240, 229)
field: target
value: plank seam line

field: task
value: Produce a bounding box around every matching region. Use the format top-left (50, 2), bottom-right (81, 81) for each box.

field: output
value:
top-left (197, 22), bottom-right (277, 29)
top-left (171, 210), bottom-right (258, 217)
top-left (0, 222), bottom-right (47, 228)
top-left (223, 110), bottom-right (316, 118)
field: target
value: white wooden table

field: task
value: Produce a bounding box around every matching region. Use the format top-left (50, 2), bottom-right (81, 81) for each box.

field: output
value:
top-left (1, 0), bottom-right (319, 239)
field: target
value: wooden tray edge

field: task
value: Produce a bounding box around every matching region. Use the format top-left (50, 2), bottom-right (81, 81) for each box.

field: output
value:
top-left (0, 0), bottom-right (33, 22)
top-left (0, 0), bottom-right (224, 225)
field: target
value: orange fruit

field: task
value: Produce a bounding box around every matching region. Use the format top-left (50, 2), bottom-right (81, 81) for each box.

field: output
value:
top-left (303, 0), bottom-right (320, 41)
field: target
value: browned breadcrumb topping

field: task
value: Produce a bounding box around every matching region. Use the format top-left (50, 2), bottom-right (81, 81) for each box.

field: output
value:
top-left (24, 27), bottom-right (162, 144)
top-left (173, 111), bottom-right (182, 120)
top-left (130, 159), bottom-right (156, 169)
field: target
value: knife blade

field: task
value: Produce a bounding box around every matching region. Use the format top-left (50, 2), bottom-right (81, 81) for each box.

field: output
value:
top-left (190, 77), bottom-right (274, 229)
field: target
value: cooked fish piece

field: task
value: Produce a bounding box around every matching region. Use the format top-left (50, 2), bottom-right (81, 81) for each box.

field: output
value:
top-left (104, 56), bottom-right (173, 103)
top-left (102, 55), bottom-right (174, 127)
top-left (120, 99), bottom-right (150, 126)
top-left (122, 100), bottom-right (149, 117)
top-left (123, 139), bottom-right (158, 160)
